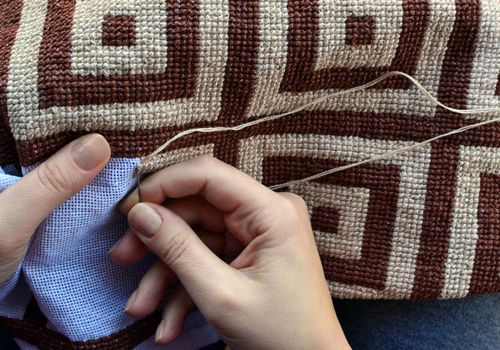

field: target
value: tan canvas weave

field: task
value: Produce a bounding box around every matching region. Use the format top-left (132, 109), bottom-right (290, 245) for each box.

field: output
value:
top-left (0, 0), bottom-right (499, 302)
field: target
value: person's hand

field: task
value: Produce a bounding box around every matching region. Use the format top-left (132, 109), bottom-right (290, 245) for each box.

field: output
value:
top-left (0, 134), bottom-right (111, 284)
top-left (110, 155), bottom-right (350, 350)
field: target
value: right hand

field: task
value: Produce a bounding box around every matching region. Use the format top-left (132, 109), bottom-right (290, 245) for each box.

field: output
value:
top-left (111, 156), bottom-right (350, 350)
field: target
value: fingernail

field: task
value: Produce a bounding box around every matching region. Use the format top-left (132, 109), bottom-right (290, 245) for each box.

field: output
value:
top-left (107, 239), bottom-right (121, 255)
top-left (71, 134), bottom-right (109, 171)
top-left (125, 290), bottom-right (137, 312)
top-left (129, 203), bottom-right (162, 238)
top-left (155, 321), bottom-right (165, 343)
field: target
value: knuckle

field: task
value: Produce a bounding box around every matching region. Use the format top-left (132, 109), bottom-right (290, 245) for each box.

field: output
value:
top-left (212, 291), bottom-right (237, 310)
top-left (158, 229), bottom-right (192, 266)
top-left (279, 195), bottom-right (301, 216)
top-left (277, 193), bottom-right (310, 234)
top-left (35, 160), bottom-right (76, 196)
top-left (280, 193), bottom-right (309, 216)
top-left (195, 154), bottom-right (219, 168)
top-left (283, 192), bottom-right (307, 209)
top-left (208, 290), bottom-right (243, 318)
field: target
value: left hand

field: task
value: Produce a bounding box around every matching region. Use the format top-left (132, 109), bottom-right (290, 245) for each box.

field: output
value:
top-left (0, 134), bottom-right (111, 284)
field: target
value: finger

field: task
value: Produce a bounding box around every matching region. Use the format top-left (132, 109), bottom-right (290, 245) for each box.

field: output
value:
top-left (128, 202), bottom-right (246, 307)
top-left (124, 259), bottom-right (176, 318)
top-left (0, 134), bottom-right (110, 258)
top-left (160, 195), bottom-right (225, 232)
top-left (278, 192), bottom-right (311, 227)
top-left (168, 198), bottom-right (242, 262)
top-left (121, 155), bottom-right (280, 243)
top-left (108, 229), bottom-right (149, 265)
top-left (155, 286), bottom-right (195, 345)
top-left (121, 155), bottom-right (273, 213)
top-left (125, 229), bottom-right (225, 318)
top-left (112, 196), bottom-right (225, 264)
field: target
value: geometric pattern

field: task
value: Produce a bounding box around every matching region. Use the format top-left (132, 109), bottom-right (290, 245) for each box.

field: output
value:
top-left (281, 0), bottom-right (426, 91)
top-left (9, 0), bottom-right (228, 147)
top-left (0, 0), bottom-right (499, 302)
top-left (238, 134), bottom-right (431, 298)
top-left (442, 146), bottom-right (500, 298)
top-left (0, 0), bottom-right (22, 165)
top-left (40, 0), bottom-right (181, 106)
top-left (466, 0), bottom-right (500, 115)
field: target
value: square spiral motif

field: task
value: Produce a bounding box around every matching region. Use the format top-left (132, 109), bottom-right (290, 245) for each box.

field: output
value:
top-left (71, 1), bottom-right (167, 76)
top-left (247, 0), bottom-right (442, 120)
top-left (308, 184), bottom-right (370, 261)
top-left (281, 0), bottom-right (428, 92)
top-left (10, 0), bottom-right (230, 144)
top-left (238, 133), bottom-right (432, 298)
top-left (38, 0), bottom-right (199, 108)
top-left (316, 0), bottom-right (402, 70)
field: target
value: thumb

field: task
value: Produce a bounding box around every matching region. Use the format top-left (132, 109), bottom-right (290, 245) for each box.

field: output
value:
top-left (0, 134), bottom-right (111, 253)
top-left (128, 203), bottom-right (244, 304)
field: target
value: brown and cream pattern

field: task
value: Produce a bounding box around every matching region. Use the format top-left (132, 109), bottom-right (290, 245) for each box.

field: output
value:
top-left (0, 0), bottom-right (498, 305)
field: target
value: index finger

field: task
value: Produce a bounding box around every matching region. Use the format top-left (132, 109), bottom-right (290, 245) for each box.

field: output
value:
top-left (121, 155), bottom-right (277, 215)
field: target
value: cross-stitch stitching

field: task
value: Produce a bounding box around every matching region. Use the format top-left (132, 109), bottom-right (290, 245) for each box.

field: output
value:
top-left (0, 0), bottom-right (498, 348)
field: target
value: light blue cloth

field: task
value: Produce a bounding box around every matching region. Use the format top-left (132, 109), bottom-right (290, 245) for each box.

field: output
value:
top-left (0, 159), bottom-right (218, 349)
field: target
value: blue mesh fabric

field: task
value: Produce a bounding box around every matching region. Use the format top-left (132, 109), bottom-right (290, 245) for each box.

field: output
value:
top-left (0, 159), bottom-right (217, 348)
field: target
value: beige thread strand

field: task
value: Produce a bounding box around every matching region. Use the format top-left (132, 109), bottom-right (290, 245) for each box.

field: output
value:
top-left (138, 71), bottom-right (500, 190)
top-left (269, 115), bottom-right (500, 190)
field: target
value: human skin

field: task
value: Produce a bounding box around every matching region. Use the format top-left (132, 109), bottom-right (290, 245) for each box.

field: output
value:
top-left (0, 133), bottom-right (349, 349)
top-left (111, 155), bottom-right (351, 350)
top-left (0, 134), bottom-right (111, 285)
